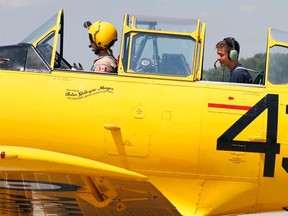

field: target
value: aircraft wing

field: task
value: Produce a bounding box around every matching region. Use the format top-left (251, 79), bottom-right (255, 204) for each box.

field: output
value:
top-left (0, 146), bottom-right (181, 215)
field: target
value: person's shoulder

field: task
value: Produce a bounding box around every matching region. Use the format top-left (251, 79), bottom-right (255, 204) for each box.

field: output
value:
top-left (92, 55), bottom-right (117, 73)
top-left (236, 64), bottom-right (253, 83)
top-left (234, 63), bottom-right (247, 70)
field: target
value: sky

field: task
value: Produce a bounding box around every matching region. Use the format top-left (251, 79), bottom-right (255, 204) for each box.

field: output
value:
top-left (1, 0), bottom-right (288, 71)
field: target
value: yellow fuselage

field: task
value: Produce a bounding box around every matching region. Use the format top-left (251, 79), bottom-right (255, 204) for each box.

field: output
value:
top-left (1, 69), bottom-right (288, 215)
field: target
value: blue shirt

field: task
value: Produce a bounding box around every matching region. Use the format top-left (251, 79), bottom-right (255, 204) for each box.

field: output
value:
top-left (229, 64), bottom-right (253, 83)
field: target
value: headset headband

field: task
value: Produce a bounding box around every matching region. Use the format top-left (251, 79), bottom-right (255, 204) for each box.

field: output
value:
top-left (224, 37), bottom-right (235, 50)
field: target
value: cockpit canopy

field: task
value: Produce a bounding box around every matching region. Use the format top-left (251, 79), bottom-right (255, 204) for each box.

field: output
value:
top-left (118, 14), bottom-right (205, 80)
top-left (2, 9), bottom-right (288, 87)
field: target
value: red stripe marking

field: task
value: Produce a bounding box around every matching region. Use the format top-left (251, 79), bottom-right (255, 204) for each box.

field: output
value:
top-left (208, 103), bottom-right (251, 111)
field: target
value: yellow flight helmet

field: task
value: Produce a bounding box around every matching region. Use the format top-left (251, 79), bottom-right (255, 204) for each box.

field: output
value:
top-left (85, 21), bottom-right (117, 50)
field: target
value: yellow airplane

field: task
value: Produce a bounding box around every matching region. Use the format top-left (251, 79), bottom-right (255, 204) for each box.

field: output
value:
top-left (0, 9), bottom-right (288, 216)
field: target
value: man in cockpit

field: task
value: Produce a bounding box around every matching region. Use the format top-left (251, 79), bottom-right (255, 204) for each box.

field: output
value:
top-left (215, 37), bottom-right (252, 83)
top-left (84, 21), bottom-right (118, 73)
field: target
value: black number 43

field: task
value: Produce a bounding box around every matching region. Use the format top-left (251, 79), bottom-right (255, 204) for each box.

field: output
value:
top-left (217, 94), bottom-right (283, 177)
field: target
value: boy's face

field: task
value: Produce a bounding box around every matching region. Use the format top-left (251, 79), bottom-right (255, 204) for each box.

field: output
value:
top-left (216, 45), bottom-right (230, 67)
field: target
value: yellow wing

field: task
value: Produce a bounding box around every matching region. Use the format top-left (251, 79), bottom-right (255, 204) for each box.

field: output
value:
top-left (0, 146), bottom-right (181, 215)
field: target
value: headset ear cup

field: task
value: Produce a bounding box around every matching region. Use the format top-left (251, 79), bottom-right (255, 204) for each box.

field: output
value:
top-left (229, 49), bottom-right (238, 61)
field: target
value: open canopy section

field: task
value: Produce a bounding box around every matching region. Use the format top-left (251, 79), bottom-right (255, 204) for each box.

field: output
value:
top-left (118, 14), bottom-right (206, 81)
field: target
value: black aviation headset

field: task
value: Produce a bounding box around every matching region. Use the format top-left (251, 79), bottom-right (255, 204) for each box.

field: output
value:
top-left (223, 37), bottom-right (239, 61)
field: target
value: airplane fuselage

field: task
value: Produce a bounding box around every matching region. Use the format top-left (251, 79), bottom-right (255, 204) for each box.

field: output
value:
top-left (1, 69), bottom-right (288, 215)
